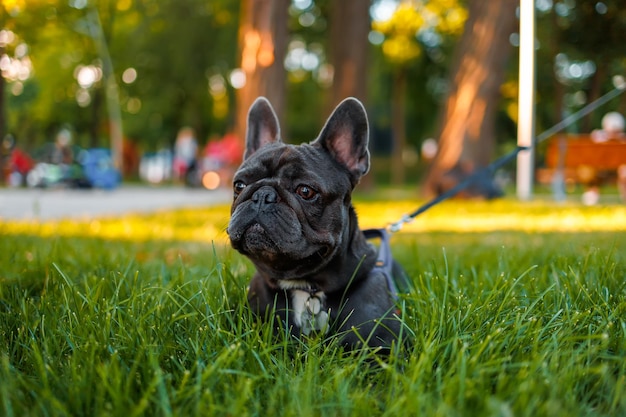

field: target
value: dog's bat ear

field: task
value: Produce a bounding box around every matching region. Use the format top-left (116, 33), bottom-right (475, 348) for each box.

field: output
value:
top-left (314, 97), bottom-right (370, 181)
top-left (245, 97), bottom-right (281, 160)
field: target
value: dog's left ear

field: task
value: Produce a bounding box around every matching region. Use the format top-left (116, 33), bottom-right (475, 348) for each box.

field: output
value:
top-left (245, 97), bottom-right (281, 160)
top-left (314, 98), bottom-right (370, 181)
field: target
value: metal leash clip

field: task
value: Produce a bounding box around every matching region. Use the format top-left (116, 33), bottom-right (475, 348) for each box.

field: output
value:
top-left (388, 214), bottom-right (414, 233)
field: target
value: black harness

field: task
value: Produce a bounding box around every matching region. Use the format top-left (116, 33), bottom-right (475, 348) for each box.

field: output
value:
top-left (363, 228), bottom-right (403, 301)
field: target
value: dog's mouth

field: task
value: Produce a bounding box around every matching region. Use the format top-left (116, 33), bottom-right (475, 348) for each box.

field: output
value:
top-left (237, 222), bottom-right (276, 253)
top-left (234, 221), bottom-right (333, 272)
top-left (247, 222), bottom-right (265, 235)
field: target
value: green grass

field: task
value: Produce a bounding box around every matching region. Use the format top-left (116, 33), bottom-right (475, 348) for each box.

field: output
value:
top-left (1, 200), bottom-right (625, 416)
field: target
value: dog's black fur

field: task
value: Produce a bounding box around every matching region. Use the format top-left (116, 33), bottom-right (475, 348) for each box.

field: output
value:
top-left (228, 97), bottom-right (401, 349)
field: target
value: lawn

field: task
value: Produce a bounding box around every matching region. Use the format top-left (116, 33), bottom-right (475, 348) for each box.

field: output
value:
top-left (1, 197), bottom-right (625, 416)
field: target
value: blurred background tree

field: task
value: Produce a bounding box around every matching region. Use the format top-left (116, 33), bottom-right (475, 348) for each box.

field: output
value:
top-left (422, 0), bottom-right (517, 198)
top-left (553, 0), bottom-right (626, 131)
top-left (328, 0), bottom-right (369, 108)
top-left (1, 0), bottom-right (240, 151)
top-left (372, 0), bottom-right (467, 185)
top-left (234, 0), bottom-right (288, 143)
top-left (1, 0), bottom-right (625, 189)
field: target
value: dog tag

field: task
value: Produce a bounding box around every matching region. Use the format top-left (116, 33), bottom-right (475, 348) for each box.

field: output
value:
top-left (306, 296), bottom-right (322, 315)
top-left (291, 290), bottom-right (329, 336)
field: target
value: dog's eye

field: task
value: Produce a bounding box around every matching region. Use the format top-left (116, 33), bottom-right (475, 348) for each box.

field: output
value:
top-left (233, 181), bottom-right (247, 195)
top-left (295, 184), bottom-right (318, 200)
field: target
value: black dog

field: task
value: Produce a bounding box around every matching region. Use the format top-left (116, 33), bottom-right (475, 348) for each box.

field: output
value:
top-left (228, 97), bottom-right (405, 349)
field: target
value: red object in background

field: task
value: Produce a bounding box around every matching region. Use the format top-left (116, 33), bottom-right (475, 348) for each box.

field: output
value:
top-left (204, 133), bottom-right (243, 166)
top-left (219, 133), bottom-right (243, 165)
top-left (10, 148), bottom-right (34, 175)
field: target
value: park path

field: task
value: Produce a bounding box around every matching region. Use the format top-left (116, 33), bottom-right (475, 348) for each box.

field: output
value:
top-left (0, 186), bottom-right (231, 221)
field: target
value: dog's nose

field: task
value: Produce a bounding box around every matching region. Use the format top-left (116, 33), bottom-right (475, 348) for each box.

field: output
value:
top-left (252, 186), bottom-right (278, 207)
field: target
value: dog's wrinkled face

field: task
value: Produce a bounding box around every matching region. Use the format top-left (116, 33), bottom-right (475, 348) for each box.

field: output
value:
top-left (228, 143), bottom-right (350, 277)
top-left (228, 97), bottom-right (370, 284)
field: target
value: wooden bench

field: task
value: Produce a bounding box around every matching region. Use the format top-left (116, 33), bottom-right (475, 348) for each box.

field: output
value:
top-left (538, 134), bottom-right (626, 184)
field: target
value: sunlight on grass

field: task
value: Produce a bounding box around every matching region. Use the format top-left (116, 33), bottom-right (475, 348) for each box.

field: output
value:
top-left (357, 199), bottom-right (626, 233)
top-left (1, 199), bottom-right (625, 242)
top-left (0, 206), bottom-right (232, 242)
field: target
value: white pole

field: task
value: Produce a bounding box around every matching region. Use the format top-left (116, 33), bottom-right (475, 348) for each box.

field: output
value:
top-left (516, 0), bottom-right (536, 200)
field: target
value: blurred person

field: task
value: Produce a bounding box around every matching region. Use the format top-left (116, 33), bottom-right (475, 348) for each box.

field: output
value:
top-left (172, 127), bottom-right (198, 182)
top-left (193, 132), bottom-right (243, 189)
top-left (51, 128), bottom-right (77, 186)
top-left (591, 111), bottom-right (625, 142)
top-left (9, 145), bottom-right (34, 187)
top-left (3, 134), bottom-right (34, 186)
top-left (30, 128), bottom-right (92, 188)
top-left (583, 111), bottom-right (625, 205)
top-left (52, 128), bottom-right (74, 165)
top-left (204, 131), bottom-right (242, 166)
top-left (579, 166), bottom-right (600, 206)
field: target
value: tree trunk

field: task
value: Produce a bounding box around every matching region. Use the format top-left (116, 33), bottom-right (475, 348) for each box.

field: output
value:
top-left (328, 0), bottom-right (372, 189)
top-left (423, 0), bottom-right (518, 198)
top-left (329, 0), bottom-right (369, 107)
top-left (583, 61), bottom-right (607, 132)
top-left (0, 86), bottom-right (4, 146)
top-left (235, 0), bottom-right (288, 142)
top-left (0, 2), bottom-right (6, 144)
top-left (550, 6), bottom-right (564, 127)
top-left (391, 67), bottom-right (407, 185)
top-left (90, 88), bottom-right (103, 148)
top-left (0, 51), bottom-right (5, 183)
top-left (0, 45), bottom-right (5, 142)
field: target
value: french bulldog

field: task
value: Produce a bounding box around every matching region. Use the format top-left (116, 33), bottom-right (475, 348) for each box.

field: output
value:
top-left (228, 97), bottom-right (403, 350)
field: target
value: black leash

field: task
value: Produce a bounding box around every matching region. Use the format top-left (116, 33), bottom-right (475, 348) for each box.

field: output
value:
top-left (386, 84), bottom-right (626, 234)
top-left (388, 146), bottom-right (529, 232)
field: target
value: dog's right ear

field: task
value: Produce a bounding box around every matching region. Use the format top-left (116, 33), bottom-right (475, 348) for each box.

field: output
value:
top-left (244, 97), bottom-right (281, 160)
top-left (313, 97), bottom-right (370, 183)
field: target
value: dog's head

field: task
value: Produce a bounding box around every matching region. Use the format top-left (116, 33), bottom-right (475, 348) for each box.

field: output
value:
top-left (227, 97), bottom-right (371, 288)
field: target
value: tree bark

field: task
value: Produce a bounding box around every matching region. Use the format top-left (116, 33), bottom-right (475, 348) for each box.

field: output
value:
top-left (329, 0), bottom-right (369, 107)
top-left (0, 44), bottom-right (6, 143)
top-left (0, 55), bottom-right (5, 183)
top-left (391, 67), bottom-right (407, 185)
top-left (583, 61), bottom-right (607, 132)
top-left (0, 2), bottom-right (6, 145)
top-left (235, 0), bottom-right (288, 143)
top-left (328, 0), bottom-right (373, 189)
top-left (423, 0), bottom-right (519, 198)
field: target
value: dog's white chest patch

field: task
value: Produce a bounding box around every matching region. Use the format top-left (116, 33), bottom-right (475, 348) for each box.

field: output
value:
top-left (290, 289), bottom-right (329, 335)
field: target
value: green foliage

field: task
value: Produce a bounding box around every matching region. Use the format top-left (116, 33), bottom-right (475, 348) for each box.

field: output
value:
top-left (116, 0), bottom-right (240, 147)
top-left (372, 0), bottom-right (466, 65)
top-left (3, 0), bottom-right (240, 149)
top-left (1, 203), bottom-right (625, 415)
top-left (2, 0), bottom-right (626, 170)
top-left (525, 1), bottom-right (626, 135)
